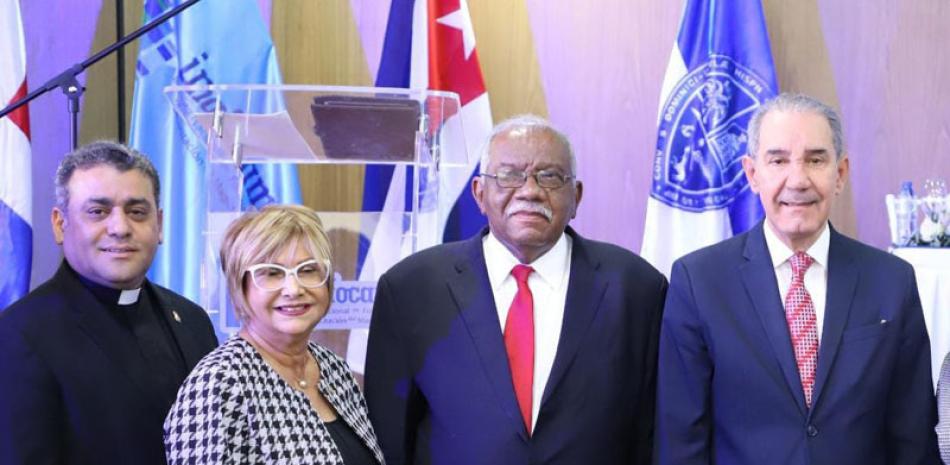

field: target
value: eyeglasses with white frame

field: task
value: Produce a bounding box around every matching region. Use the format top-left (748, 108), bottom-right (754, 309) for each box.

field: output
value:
top-left (480, 169), bottom-right (575, 189)
top-left (245, 258), bottom-right (331, 292)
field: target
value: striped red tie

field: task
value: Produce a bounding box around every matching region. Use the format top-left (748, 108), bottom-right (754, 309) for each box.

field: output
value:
top-left (505, 264), bottom-right (535, 434)
top-left (786, 252), bottom-right (819, 407)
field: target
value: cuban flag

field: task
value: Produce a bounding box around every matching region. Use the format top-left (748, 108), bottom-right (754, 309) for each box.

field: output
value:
top-left (363, 0), bottom-right (492, 259)
top-left (0, 0), bottom-right (32, 310)
top-left (129, 0), bottom-right (301, 326)
top-left (641, 0), bottom-right (778, 277)
top-left (349, 0), bottom-right (493, 371)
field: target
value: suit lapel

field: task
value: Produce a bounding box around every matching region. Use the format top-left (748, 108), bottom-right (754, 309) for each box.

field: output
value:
top-left (540, 229), bottom-right (607, 408)
top-left (148, 284), bottom-right (204, 367)
top-left (448, 234), bottom-right (528, 440)
top-left (56, 264), bottom-right (167, 411)
top-left (810, 227), bottom-right (858, 410)
top-left (739, 224), bottom-right (807, 415)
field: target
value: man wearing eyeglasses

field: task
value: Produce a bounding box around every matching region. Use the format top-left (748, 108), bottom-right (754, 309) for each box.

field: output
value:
top-left (365, 115), bottom-right (668, 465)
top-left (0, 141), bottom-right (218, 465)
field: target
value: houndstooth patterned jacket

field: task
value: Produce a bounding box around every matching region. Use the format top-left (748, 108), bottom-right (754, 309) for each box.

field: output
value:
top-left (164, 336), bottom-right (384, 465)
top-left (938, 351), bottom-right (950, 464)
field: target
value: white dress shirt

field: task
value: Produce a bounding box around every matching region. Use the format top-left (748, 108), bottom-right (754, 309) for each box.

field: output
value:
top-left (483, 231), bottom-right (572, 430)
top-left (763, 221), bottom-right (830, 343)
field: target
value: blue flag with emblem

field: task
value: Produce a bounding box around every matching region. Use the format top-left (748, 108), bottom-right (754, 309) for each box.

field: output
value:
top-left (641, 0), bottom-right (778, 277)
top-left (129, 0), bottom-right (301, 334)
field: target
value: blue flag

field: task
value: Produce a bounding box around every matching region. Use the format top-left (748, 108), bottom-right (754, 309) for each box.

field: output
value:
top-left (641, 0), bottom-right (778, 276)
top-left (359, 0), bottom-right (414, 277)
top-left (129, 0), bottom-right (301, 333)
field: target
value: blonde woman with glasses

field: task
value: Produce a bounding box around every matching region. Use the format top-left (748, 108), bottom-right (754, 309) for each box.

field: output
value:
top-left (164, 204), bottom-right (383, 465)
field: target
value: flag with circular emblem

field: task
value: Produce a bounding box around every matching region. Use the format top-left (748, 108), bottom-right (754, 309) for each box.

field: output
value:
top-left (641, 0), bottom-right (778, 277)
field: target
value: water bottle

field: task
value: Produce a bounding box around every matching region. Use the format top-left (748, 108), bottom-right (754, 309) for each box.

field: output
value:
top-left (894, 181), bottom-right (918, 246)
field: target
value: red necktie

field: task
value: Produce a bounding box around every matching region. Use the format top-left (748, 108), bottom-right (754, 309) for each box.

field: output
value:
top-left (505, 264), bottom-right (535, 435)
top-left (786, 251), bottom-right (819, 407)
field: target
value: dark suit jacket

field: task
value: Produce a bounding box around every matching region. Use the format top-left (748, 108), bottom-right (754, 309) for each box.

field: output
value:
top-left (0, 262), bottom-right (218, 465)
top-left (365, 227), bottom-right (667, 465)
top-left (655, 222), bottom-right (940, 465)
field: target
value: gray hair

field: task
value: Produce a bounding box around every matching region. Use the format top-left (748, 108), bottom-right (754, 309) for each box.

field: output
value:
top-left (746, 92), bottom-right (845, 159)
top-left (479, 114), bottom-right (577, 175)
top-left (55, 141), bottom-right (161, 211)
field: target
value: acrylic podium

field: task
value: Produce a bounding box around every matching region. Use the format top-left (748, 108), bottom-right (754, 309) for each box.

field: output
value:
top-left (164, 84), bottom-right (470, 348)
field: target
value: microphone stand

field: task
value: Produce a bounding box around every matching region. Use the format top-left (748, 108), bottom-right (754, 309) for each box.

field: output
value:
top-left (0, 0), bottom-right (203, 150)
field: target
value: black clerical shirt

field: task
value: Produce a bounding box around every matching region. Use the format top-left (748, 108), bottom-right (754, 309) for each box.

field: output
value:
top-left (68, 263), bottom-right (188, 407)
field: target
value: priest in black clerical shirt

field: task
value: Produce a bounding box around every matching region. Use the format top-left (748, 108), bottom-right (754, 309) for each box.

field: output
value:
top-left (0, 141), bottom-right (218, 465)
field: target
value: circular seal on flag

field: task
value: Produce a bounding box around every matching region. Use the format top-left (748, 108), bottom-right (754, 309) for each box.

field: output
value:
top-left (652, 55), bottom-right (773, 212)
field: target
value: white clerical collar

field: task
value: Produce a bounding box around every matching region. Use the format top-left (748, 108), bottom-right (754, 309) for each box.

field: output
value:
top-left (118, 288), bottom-right (142, 305)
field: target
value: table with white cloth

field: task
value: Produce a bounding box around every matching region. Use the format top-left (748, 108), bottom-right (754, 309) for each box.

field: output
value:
top-left (892, 247), bottom-right (950, 390)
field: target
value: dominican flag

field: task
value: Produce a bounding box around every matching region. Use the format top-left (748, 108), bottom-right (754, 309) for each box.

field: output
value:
top-left (0, 0), bottom-right (32, 309)
top-left (641, 0), bottom-right (778, 277)
top-left (363, 0), bottom-right (493, 262)
top-left (129, 0), bottom-right (300, 332)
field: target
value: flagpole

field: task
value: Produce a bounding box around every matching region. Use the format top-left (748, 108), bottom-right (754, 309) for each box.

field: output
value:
top-left (116, 0), bottom-right (127, 143)
top-left (0, 0), bottom-right (204, 149)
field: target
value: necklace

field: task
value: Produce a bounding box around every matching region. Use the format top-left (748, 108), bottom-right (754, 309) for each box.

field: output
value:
top-left (277, 359), bottom-right (311, 391)
top-left (290, 362), bottom-right (309, 389)
top-left (280, 352), bottom-right (315, 391)
top-left (242, 333), bottom-right (313, 390)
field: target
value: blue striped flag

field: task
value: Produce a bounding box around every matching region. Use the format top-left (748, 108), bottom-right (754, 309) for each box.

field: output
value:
top-left (129, 0), bottom-right (300, 333)
top-left (0, 0), bottom-right (32, 310)
top-left (641, 0), bottom-right (778, 276)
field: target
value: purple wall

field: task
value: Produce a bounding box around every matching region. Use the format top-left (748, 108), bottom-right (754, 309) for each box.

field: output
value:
top-left (18, 0), bottom-right (950, 290)
top-left (21, 1), bottom-right (103, 287)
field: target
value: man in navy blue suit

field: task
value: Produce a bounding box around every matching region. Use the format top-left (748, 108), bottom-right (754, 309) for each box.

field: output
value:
top-left (655, 93), bottom-right (940, 465)
top-left (365, 115), bottom-right (667, 465)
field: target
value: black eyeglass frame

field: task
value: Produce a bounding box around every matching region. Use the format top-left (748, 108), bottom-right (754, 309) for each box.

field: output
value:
top-left (479, 170), bottom-right (577, 189)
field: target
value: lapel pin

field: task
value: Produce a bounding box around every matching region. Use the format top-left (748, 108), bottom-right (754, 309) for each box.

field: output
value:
top-left (172, 310), bottom-right (182, 323)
